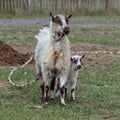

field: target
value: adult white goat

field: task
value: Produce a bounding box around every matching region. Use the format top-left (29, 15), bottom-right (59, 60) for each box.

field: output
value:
top-left (34, 13), bottom-right (72, 106)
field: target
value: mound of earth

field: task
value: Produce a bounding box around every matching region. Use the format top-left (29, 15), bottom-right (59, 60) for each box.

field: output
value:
top-left (0, 41), bottom-right (31, 65)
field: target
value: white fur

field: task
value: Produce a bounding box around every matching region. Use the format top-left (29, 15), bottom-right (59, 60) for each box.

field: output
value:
top-left (34, 14), bottom-right (71, 105)
top-left (66, 55), bottom-right (84, 100)
top-left (55, 55), bottom-right (84, 100)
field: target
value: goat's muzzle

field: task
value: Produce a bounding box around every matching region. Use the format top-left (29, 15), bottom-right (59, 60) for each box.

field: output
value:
top-left (77, 65), bottom-right (81, 69)
top-left (74, 65), bottom-right (81, 71)
top-left (63, 27), bottom-right (70, 35)
top-left (55, 27), bottom-right (70, 42)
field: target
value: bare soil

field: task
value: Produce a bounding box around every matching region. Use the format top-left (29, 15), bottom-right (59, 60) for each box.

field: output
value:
top-left (0, 81), bottom-right (9, 87)
top-left (0, 41), bottom-right (31, 65)
top-left (0, 41), bottom-right (119, 66)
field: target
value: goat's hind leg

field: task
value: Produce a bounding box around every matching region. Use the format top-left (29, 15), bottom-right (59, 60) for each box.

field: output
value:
top-left (50, 77), bottom-right (56, 99)
top-left (35, 64), bottom-right (49, 104)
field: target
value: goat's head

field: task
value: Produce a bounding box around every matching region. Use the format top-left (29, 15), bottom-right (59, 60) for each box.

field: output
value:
top-left (71, 54), bottom-right (85, 71)
top-left (50, 12), bottom-right (72, 42)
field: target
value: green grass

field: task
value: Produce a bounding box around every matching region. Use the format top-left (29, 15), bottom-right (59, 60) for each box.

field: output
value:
top-left (69, 24), bottom-right (120, 46)
top-left (0, 61), bottom-right (120, 120)
top-left (0, 22), bottom-right (120, 46)
top-left (0, 12), bottom-right (48, 19)
top-left (0, 25), bottom-right (41, 45)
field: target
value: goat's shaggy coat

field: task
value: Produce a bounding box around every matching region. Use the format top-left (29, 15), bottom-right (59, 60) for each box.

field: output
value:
top-left (35, 13), bottom-right (72, 105)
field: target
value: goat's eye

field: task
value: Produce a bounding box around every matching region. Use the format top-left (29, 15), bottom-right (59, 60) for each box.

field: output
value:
top-left (73, 59), bottom-right (77, 63)
top-left (55, 16), bottom-right (62, 26)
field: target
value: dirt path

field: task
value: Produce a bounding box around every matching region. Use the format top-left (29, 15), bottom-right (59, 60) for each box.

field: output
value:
top-left (1, 18), bottom-right (120, 25)
top-left (9, 42), bottom-right (120, 74)
top-left (10, 42), bottom-right (120, 55)
top-left (1, 40), bottom-right (119, 66)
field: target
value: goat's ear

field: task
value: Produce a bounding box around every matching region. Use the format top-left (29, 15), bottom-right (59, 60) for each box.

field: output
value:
top-left (50, 12), bottom-right (55, 22)
top-left (70, 57), bottom-right (73, 61)
top-left (67, 14), bottom-right (72, 19)
top-left (81, 54), bottom-right (85, 59)
top-left (71, 57), bottom-right (75, 63)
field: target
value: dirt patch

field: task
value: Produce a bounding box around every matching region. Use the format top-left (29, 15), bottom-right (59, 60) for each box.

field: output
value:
top-left (71, 43), bottom-right (120, 53)
top-left (9, 41), bottom-right (36, 55)
top-left (0, 41), bottom-right (119, 68)
top-left (0, 81), bottom-right (9, 87)
top-left (0, 41), bottom-right (32, 65)
top-left (10, 42), bottom-right (120, 55)
top-left (71, 43), bottom-right (120, 74)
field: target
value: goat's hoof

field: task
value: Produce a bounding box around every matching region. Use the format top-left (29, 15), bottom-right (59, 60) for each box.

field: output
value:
top-left (49, 97), bottom-right (54, 100)
top-left (61, 103), bottom-right (66, 106)
top-left (44, 102), bottom-right (48, 105)
top-left (60, 98), bottom-right (66, 106)
top-left (61, 101), bottom-right (66, 106)
top-left (72, 98), bottom-right (76, 101)
top-left (42, 102), bottom-right (48, 107)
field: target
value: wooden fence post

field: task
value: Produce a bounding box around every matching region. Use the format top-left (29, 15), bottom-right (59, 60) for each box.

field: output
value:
top-left (0, 0), bottom-right (120, 15)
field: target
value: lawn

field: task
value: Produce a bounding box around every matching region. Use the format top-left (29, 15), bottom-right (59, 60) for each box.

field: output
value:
top-left (0, 62), bottom-right (120, 120)
top-left (0, 22), bottom-right (120, 46)
top-left (0, 19), bottom-right (120, 120)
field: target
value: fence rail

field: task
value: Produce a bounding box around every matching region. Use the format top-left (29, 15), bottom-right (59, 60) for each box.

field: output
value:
top-left (0, 0), bottom-right (120, 15)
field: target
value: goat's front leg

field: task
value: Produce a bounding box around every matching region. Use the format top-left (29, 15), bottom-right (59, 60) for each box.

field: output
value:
top-left (59, 75), bottom-right (67, 106)
top-left (70, 81), bottom-right (77, 101)
top-left (41, 83), bottom-right (49, 105)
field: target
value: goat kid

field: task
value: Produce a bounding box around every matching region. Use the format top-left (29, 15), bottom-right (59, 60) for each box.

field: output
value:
top-left (50, 54), bottom-right (85, 101)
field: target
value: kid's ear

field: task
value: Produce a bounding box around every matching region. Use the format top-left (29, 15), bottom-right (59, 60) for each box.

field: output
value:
top-left (71, 57), bottom-right (75, 62)
top-left (81, 54), bottom-right (85, 59)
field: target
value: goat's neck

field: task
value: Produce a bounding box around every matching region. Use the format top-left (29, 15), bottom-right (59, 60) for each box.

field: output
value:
top-left (70, 63), bottom-right (75, 71)
top-left (49, 21), bottom-right (67, 52)
top-left (70, 63), bottom-right (78, 73)
top-left (49, 21), bottom-right (56, 37)
top-left (53, 41), bottom-right (62, 52)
